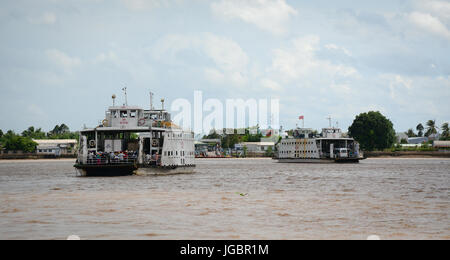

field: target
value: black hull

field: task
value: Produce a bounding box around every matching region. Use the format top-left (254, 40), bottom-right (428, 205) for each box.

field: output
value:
top-left (334, 158), bottom-right (363, 163)
top-left (277, 157), bottom-right (364, 163)
top-left (74, 164), bottom-right (137, 177)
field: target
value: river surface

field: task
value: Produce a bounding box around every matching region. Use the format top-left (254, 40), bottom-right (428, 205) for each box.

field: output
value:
top-left (0, 158), bottom-right (449, 240)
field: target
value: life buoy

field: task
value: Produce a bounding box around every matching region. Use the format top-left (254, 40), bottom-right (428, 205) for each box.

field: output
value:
top-left (89, 140), bottom-right (96, 148)
top-left (138, 118), bottom-right (146, 126)
top-left (102, 119), bottom-right (108, 126)
top-left (152, 139), bottom-right (159, 147)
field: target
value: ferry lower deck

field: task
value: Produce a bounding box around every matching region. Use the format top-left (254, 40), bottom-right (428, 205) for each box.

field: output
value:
top-left (74, 163), bottom-right (137, 176)
top-left (277, 157), bottom-right (363, 163)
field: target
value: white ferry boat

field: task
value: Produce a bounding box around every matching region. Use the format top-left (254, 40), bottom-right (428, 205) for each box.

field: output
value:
top-left (277, 127), bottom-right (364, 163)
top-left (74, 93), bottom-right (195, 176)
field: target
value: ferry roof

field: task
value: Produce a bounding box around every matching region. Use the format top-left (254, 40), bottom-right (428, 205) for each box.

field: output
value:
top-left (108, 106), bottom-right (143, 110)
top-left (81, 126), bottom-right (168, 133)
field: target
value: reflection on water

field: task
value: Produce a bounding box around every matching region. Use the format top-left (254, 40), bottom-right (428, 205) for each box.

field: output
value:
top-left (0, 158), bottom-right (449, 240)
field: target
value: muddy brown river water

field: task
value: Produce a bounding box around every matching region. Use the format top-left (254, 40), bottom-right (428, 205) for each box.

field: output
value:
top-left (0, 158), bottom-right (448, 240)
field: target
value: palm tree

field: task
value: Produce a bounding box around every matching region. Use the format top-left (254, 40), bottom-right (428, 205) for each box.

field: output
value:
top-left (425, 120), bottom-right (438, 138)
top-left (416, 123), bottom-right (424, 137)
top-left (405, 128), bottom-right (416, 138)
top-left (441, 123), bottom-right (449, 140)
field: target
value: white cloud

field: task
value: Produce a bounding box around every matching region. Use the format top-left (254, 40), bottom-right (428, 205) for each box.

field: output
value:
top-left (261, 78), bottom-right (283, 91)
top-left (408, 12), bottom-right (450, 39)
top-left (382, 74), bottom-right (413, 100)
top-left (152, 33), bottom-right (249, 86)
top-left (211, 0), bottom-right (298, 35)
top-left (29, 12), bottom-right (57, 25)
top-left (380, 73), bottom-right (450, 117)
top-left (204, 68), bottom-right (225, 84)
top-left (93, 51), bottom-right (119, 64)
top-left (269, 35), bottom-right (358, 81)
top-left (120, 0), bottom-right (165, 11)
top-left (120, 0), bottom-right (190, 11)
top-left (415, 0), bottom-right (450, 23)
top-left (324, 43), bottom-right (352, 57)
top-left (45, 49), bottom-right (81, 71)
top-left (203, 34), bottom-right (248, 71)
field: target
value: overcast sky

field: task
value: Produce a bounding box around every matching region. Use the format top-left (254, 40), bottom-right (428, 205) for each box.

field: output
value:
top-left (0, 0), bottom-right (449, 134)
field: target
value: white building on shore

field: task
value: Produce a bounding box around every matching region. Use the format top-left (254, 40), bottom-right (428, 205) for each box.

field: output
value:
top-left (34, 139), bottom-right (77, 156)
top-left (235, 142), bottom-right (275, 155)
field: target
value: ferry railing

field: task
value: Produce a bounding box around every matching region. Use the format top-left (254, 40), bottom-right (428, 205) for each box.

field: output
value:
top-left (85, 155), bottom-right (138, 165)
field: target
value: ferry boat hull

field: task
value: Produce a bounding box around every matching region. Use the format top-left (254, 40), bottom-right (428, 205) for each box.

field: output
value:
top-left (277, 158), bottom-right (363, 163)
top-left (74, 164), bottom-right (137, 177)
top-left (135, 165), bottom-right (195, 176)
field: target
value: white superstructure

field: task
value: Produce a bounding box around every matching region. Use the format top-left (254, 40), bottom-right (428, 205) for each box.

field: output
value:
top-left (75, 93), bottom-right (195, 176)
top-left (277, 127), bottom-right (364, 163)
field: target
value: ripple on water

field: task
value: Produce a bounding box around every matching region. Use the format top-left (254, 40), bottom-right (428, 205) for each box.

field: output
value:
top-left (0, 158), bottom-right (449, 239)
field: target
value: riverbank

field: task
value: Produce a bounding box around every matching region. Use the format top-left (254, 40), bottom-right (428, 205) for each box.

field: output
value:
top-left (0, 158), bottom-right (76, 163)
top-left (364, 151), bottom-right (450, 158)
top-left (0, 154), bottom-right (76, 160)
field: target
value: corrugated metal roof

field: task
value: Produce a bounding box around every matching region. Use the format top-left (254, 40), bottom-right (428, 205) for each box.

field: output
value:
top-left (241, 142), bottom-right (275, 146)
top-left (33, 139), bottom-right (77, 145)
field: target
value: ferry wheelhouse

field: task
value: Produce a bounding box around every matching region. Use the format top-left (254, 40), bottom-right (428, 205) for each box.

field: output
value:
top-left (277, 127), bottom-right (364, 163)
top-left (74, 95), bottom-right (195, 176)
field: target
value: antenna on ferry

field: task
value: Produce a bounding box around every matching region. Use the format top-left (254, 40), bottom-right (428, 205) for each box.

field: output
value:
top-left (327, 116), bottom-right (332, 128)
top-left (336, 121), bottom-right (339, 129)
top-left (161, 98), bottom-right (165, 110)
top-left (150, 92), bottom-right (154, 110)
top-left (122, 86), bottom-right (128, 106)
top-left (112, 94), bottom-right (116, 107)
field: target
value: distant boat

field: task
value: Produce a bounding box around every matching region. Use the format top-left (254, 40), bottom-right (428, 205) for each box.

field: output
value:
top-left (276, 127), bottom-right (364, 163)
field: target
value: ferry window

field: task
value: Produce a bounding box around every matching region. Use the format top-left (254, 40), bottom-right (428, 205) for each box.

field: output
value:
top-left (112, 110), bottom-right (119, 118)
top-left (130, 110), bottom-right (137, 118)
top-left (120, 110), bottom-right (128, 118)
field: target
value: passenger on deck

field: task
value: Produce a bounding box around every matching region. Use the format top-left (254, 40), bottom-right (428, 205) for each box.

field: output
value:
top-left (88, 152), bottom-right (94, 164)
top-left (155, 152), bottom-right (160, 166)
top-left (109, 152), bottom-right (115, 164)
top-left (118, 152), bottom-right (125, 162)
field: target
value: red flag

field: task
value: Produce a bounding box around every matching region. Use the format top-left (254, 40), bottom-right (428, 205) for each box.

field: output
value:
top-left (299, 115), bottom-right (304, 120)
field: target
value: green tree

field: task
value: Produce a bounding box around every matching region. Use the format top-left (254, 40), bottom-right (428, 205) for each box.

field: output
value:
top-left (348, 111), bottom-right (396, 151)
top-left (416, 123), bottom-right (424, 137)
top-left (0, 129), bottom-right (3, 139)
top-left (424, 120), bottom-right (438, 137)
top-left (265, 146), bottom-right (274, 157)
top-left (47, 124), bottom-right (78, 139)
top-left (441, 123), bottom-right (449, 140)
top-left (405, 128), bottom-right (416, 138)
top-left (21, 126), bottom-right (46, 139)
top-left (2, 130), bottom-right (37, 152)
top-left (48, 124), bottom-right (70, 137)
